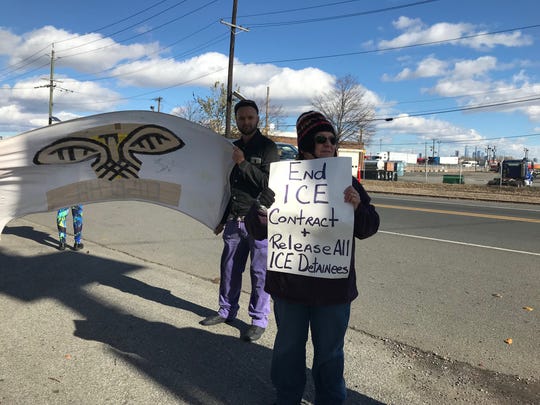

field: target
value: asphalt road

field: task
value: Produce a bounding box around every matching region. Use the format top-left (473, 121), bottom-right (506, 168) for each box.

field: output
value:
top-left (364, 194), bottom-right (540, 379)
top-left (1, 197), bottom-right (539, 404)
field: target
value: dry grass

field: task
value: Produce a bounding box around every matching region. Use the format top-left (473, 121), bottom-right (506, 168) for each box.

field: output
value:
top-left (362, 180), bottom-right (540, 204)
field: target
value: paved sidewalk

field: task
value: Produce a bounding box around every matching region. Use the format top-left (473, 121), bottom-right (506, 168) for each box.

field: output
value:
top-left (0, 214), bottom-right (538, 404)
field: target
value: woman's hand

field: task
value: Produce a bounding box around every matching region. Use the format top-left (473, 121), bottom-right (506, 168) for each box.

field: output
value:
top-left (344, 185), bottom-right (361, 210)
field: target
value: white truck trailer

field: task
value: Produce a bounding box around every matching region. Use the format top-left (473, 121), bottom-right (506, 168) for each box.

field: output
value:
top-left (376, 151), bottom-right (418, 164)
top-left (337, 148), bottom-right (364, 178)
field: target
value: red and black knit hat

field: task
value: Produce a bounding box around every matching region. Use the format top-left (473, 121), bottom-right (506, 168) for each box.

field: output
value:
top-left (296, 111), bottom-right (335, 154)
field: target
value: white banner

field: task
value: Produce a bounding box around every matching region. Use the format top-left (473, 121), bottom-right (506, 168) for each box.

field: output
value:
top-left (267, 157), bottom-right (353, 279)
top-left (0, 111), bottom-right (235, 236)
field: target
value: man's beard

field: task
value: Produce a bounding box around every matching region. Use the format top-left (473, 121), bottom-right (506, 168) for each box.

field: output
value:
top-left (238, 120), bottom-right (258, 136)
top-left (239, 127), bottom-right (256, 136)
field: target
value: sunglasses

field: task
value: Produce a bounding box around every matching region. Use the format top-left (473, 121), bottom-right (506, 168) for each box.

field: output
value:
top-left (314, 135), bottom-right (337, 145)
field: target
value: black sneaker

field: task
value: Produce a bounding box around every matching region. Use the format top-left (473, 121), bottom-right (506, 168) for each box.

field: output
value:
top-left (58, 241), bottom-right (66, 251)
top-left (242, 325), bottom-right (265, 342)
top-left (73, 242), bottom-right (84, 251)
top-left (199, 314), bottom-right (234, 326)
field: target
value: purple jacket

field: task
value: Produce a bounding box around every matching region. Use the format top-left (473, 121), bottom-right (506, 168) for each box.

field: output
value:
top-left (245, 177), bottom-right (380, 306)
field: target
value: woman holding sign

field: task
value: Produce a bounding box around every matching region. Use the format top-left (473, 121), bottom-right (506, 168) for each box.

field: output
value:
top-left (247, 111), bottom-right (380, 405)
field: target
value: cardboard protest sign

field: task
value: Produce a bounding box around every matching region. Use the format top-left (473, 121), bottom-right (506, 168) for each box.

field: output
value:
top-left (267, 157), bottom-right (354, 279)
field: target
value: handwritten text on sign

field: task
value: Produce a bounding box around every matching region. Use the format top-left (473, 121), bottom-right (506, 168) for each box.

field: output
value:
top-left (267, 157), bottom-right (353, 279)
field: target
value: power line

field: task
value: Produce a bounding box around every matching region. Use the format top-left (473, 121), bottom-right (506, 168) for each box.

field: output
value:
top-left (60, 0), bottom-right (219, 60)
top-left (258, 23), bottom-right (540, 64)
top-left (274, 95), bottom-right (540, 130)
top-left (241, 0), bottom-right (440, 28)
top-left (0, 61), bottom-right (51, 84)
top-left (378, 87), bottom-right (537, 108)
top-left (237, 0), bottom-right (376, 18)
top-left (0, 0), bottom-right (172, 81)
top-left (67, 25), bottom-right (227, 83)
top-left (57, 0), bottom-right (191, 54)
top-left (53, 66), bottom-right (229, 107)
top-left (0, 0), bottom-right (214, 82)
top-left (71, 0), bottom-right (170, 39)
top-left (0, 44), bottom-right (50, 77)
top-left (376, 96), bottom-right (540, 121)
top-left (373, 132), bottom-right (540, 148)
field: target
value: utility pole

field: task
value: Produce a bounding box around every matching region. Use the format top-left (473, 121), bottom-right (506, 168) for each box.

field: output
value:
top-left (221, 0), bottom-right (248, 137)
top-left (424, 142), bottom-right (428, 183)
top-left (264, 86), bottom-right (270, 135)
top-left (35, 44), bottom-right (72, 125)
top-left (33, 45), bottom-right (57, 125)
top-left (47, 47), bottom-right (56, 125)
top-left (153, 97), bottom-right (163, 112)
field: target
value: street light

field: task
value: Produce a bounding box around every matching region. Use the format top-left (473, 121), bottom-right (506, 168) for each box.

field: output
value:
top-left (232, 90), bottom-right (245, 101)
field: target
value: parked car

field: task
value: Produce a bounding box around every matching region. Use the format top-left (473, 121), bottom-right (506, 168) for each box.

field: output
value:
top-left (276, 142), bottom-right (298, 160)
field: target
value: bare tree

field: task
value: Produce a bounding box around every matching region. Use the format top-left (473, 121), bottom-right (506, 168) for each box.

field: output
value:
top-left (253, 96), bottom-right (286, 136)
top-left (194, 82), bottom-right (228, 135)
top-left (171, 99), bottom-right (202, 122)
top-left (311, 75), bottom-right (376, 145)
top-left (176, 81), bottom-right (286, 138)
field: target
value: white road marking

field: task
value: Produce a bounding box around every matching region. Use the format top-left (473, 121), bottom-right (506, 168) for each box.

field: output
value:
top-left (380, 230), bottom-right (540, 256)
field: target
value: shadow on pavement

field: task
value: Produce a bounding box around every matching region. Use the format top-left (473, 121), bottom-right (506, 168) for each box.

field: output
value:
top-left (0, 228), bottom-right (384, 404)
top-left (4, 224), bottom-right (59, 248)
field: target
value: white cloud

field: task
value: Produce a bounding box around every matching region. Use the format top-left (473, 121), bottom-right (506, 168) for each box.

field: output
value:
top-left (0, 28), bottom-right (20, 54)
top-left (112, 53), bottom-right (227, 88)
top-left (392, 16), bottom-right (422, 31)
top-left (383, 56), bottom-right (448, 81)
top-left (379, 17), bottom-right (532, 50)
top-left (386, 114), bottom-right (484, 142)
top-left (6, 75), bottom-right (121, 112)
top-left (428, 59), bottom-right (540, 122)
top-left (452, 56), bottom-right (497, 79)
top-left (461, 31), bottom-right (533, 50)
top-left (113, 52), bottom-right (336, 109)
top-left (0, 74), bottom-right (122, 134)
top-left (0, 104), bottom-right (47, 133)
top-left (4, 26), bottom-right (160, 74)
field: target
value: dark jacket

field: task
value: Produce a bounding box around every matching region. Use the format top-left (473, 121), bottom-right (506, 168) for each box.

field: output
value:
top-left (223, 130), bottom-right (280, 221)
top-left (247, 176), bottom-right (380, 306)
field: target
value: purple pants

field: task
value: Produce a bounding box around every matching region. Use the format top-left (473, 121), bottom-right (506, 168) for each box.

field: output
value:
top-left (218, 219), bottom-right (270, 328)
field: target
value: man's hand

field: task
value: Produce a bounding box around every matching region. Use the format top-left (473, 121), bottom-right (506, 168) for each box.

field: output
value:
top-left (258, 187), bottom-right (275, 208)
top-left (214, 223), bottom-right (224, 235)
top-left (232, 146), bottom-right (245, 165)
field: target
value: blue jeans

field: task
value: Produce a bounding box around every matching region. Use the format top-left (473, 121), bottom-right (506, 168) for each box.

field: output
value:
top-left (271, 298), bottom-right (350, 405)
top-left (218, 219), bottom-right (270, 327)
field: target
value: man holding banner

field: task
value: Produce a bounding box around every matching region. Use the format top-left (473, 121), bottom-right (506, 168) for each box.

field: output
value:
top-left (199, 100), bottom-right (280, 343)
top-left (246, 111), bottom-right (380, 405)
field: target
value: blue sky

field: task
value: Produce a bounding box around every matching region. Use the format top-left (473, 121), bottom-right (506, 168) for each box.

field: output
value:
top-left (1, 0), bottom-right (539, 160)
